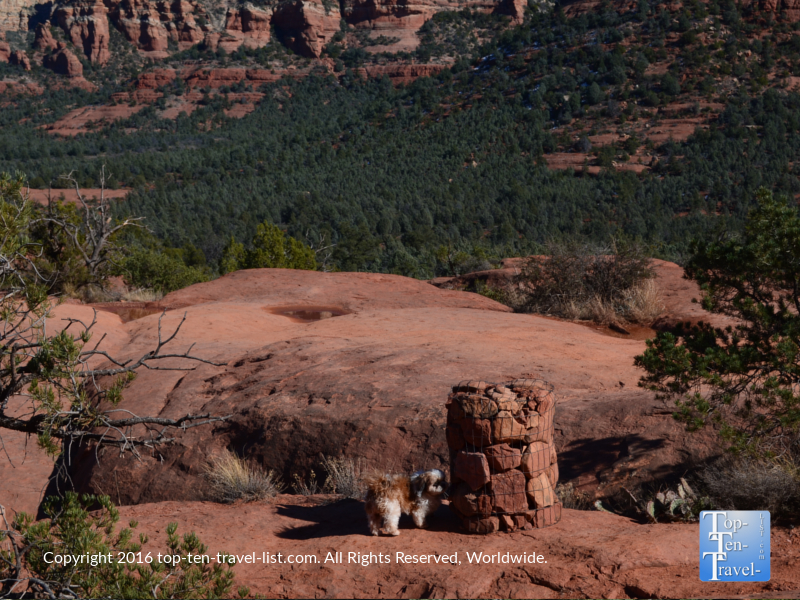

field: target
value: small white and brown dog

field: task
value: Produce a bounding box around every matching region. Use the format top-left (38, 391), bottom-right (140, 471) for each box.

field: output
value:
top-left (364, 469), bottom-right (447, 536)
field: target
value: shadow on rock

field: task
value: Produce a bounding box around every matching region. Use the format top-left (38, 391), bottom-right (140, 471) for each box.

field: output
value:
top-left (275, 498), bottom-right (463, 539)
top-left (559, 434), bottom-right (667, 487)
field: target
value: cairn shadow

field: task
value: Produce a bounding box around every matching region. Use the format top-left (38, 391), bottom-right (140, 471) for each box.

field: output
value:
top-left (275, 498), bottom-right (461, 540)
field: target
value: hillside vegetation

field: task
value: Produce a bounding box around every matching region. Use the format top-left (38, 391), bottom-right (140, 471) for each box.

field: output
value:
top-left (2, 0), bottom-right (800, 276)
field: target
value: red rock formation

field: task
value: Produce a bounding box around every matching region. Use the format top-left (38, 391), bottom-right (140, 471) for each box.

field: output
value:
top-left (111, 0), bottom-right (168, 51)
top-left (225, 3), bottom-right (272, 47)
top-left (43, 42), bottom-right (84, 76)
top-left (129, 61), bottom-right (439, 96)
top-left (358, 62), bottom-right (444, 84)
top-left (341, 0), bottom-right (431, 28)
top-left (0, 80), bottom-right (44, 94)
top-left (753, 0), bottom-right (800, 21)
top-left (338, 0), bottom-right (526, 50)
top-left (184, 67), bottom-right (246, 88)
top-left (108, 0), bottom-right (205, 52)
top-left (202, 31), bottom-right (244, 53)
top-left (33, 22), bottom-right (59, 52)
top-left (9, 48), bottom-right (30, 69)
top-left (0, 31), bottom-right (9, 62)
top-left (112, 499), bottom-right (800, 599)
top-left (110, 88), bottom-right (162, 102)
top-left (244, 67), bottom-right (284, 84)
top-left (273, 0), bottom-right (341, 57)
top-left (0, 0), bottom-right (39, 31)
top-left (497, 0), bottom-right (526, 23)
top-left (136, 67), bottom-right (177, 88)
top-left (32, 267), bottom-right (721, 508)
top-left (54, 0), bottom-right (111, 64)
top-left (45, 102), bottom-right (145, 134)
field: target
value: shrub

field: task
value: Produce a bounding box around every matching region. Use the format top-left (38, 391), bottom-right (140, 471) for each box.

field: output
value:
top-left (555, 482), bottom-right (593, 510)
top-left (121, 287), bottom-right (165, 302)
top-left (594, 478), bottom-right (712, 523)
top-left (623, 279), bottom-right (666, 323)
top-left (637, 189), bottom-right (800, 456)
top-left (662, 73), bottom-right (681, 96)
top-left (516, 239), bottom-right (657, 324)
top-left (434, 244), bottom-right (496, 276)
top-left (697, 456), bottom-right (800, 518)
top-left (120, 248), bottom-right (210, 294)
top-left (291, 470), bottom-right (321, 495)
top-left (204, 450), bottom-right (285, 503)
top-left (220, 222), bottom-right (317, 274)
top-left (0, 492), bottom-right (237, 599)
top-left (586, 82), bottom-right (604, 105)
top-left (321, 456), bottom-right (366, 499)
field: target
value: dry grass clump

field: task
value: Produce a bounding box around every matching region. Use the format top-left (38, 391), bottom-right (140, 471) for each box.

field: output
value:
top-left (697, 455), bottom-right (800, 518)
top-left (516, 239), bottom-right (663, 325)
top-left (321, 456), bottom-right (366, 499)
top-left (121, 288), bottom-right (164, 302)
top-left (557, 279), bottom-right (665, 324)
top-left (555, 482), bottom-right (593, 510)
top-left (622, 279), bottom-right (665, 323)
top-left (204, 450), bottom-right (284, 503)
top-left (291, 470), bottom-right (321, 495)
top-left (61, 282), bottom-right (117, 303)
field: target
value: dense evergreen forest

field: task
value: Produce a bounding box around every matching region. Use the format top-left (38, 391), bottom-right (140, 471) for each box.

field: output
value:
top-left (3, 1), bottom-right (800, 277)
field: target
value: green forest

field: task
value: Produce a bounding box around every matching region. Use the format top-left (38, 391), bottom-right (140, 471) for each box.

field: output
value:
top-left (3, 0), bottom-right (800, 277)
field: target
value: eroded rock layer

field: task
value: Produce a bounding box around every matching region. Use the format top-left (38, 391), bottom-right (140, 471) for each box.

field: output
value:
top-left (1, 0), bottom-right (533, 62)
top-left (0, 0), bottom-right (37, 30)
top-left (54, 0), bottom-right (110, 63)
top-left (12, 268), bottom-right (717, 510)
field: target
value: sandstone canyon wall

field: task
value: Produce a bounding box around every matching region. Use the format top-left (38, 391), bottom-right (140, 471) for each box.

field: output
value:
top-left (224, 3), bottom-right (271, 46)
top-left (6, 0), bottom-right (800, 69)
top-left (0, 0), bottom-right (37, 30)
top-left (108, 0), bottom-right (206, 53)
top-left (54, 0), bottom-right (111, 63)
top-left (1, 0), bottom-right (531, 65)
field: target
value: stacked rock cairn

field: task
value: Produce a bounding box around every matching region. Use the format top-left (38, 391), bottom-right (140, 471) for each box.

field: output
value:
top-left (447, 379), bottom-right (561, 534)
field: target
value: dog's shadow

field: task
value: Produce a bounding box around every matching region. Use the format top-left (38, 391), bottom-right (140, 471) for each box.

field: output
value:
top-left (274, 499), bottom-right (461, 540)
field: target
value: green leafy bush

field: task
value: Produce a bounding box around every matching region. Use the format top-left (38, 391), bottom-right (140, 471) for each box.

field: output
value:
top-left (636, 189), bottom-right (800, 457)
top-left (0, 493), bottom-right (240, 599)
top-left (220, 221), bottom-right (317, 273)
top-left (120, 249), bottom-right (211, 293)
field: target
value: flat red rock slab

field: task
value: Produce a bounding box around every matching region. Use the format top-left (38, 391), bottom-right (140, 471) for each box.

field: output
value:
top-left (116, 497), bottom-right (800, 599)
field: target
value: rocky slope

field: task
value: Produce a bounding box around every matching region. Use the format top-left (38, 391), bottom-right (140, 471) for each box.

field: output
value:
top-left (2, 267), bottom-right (797, 598)
top-left (0, 265), bottom-right (727, 518)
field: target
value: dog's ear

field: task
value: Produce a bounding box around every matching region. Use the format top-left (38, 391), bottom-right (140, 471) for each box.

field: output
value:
top-left (411, 473), bottom-right (430, 496)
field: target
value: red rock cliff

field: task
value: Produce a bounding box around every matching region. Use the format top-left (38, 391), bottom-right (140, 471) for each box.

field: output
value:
top-left (273, 0), bottom-right (341, 57)
top-left (107, 0), bottom-right (205, 52)
top-left (33, 22), bottom-right (59, 51)
top-left (54, 0), bottom-right (111, 63)
top-left (225, 2), bottom-right (272, 47)
top-left (0, 30), bottom-right (9, 62)
top-left (43, 41), bottom-right (84, 75)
